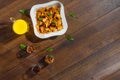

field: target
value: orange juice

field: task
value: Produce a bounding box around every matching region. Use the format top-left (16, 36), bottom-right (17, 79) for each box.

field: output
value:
top-left (13, 19), bottom-right (28, 35)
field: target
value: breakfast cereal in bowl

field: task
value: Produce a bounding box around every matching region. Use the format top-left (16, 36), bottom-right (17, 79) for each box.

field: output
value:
top-left (30, 1), bottom-right (68, 39)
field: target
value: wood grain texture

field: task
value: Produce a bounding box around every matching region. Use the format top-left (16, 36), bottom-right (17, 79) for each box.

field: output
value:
top-left (0, 0), bottom-right (120, 80)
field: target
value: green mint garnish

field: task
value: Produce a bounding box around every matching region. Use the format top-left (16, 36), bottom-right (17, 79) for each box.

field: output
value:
top-left (48, 13), bottom-right (52, 16)
top-left (38, 18), bottom-right (43, 21)
top-left (69, 12), bottom-right (75, 17)
top-left (19, 44), bottom-right (27, 50)
top-left (51, 20), bottom-right (56, 24)
top-left (19, 9), bottom-right (27, 14)
top-left (66, 35), bottom-right (74, 41)
top-left (46, 48), bottom-right (53, 52)
top-left (47, 55), bottom-right (54, 58)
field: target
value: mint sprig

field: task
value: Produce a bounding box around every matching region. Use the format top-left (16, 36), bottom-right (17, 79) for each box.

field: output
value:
top-left (38, 18), bottom-right (43, 21)
top-left (69, 12), bottom-right (75, 17)
top-left (48, 13), bottom-right (52, 16)
top-left (46, 48), bottom-right (53, 52)
top-left (66, 35), bottom-right (74, 41)
top-left (47, 55), bottom-right (54, 58)
top-left (19, 44), bottom-right (27, 50)
top-left (19, 9), bottom-right (27, 14)
top-left (51, 20), bottom-right (56, 24)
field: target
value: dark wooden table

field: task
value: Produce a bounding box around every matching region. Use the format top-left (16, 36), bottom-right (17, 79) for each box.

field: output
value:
top-left (0, 0), bottom-right (120, 80)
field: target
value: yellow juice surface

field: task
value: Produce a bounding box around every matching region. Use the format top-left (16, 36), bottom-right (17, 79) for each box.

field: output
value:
top-left (13, 19), bottom-right (28, 34)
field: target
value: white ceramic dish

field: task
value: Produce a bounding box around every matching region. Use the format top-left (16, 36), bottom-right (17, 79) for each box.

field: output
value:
top-left (30, 1), bottom-right (68, 39)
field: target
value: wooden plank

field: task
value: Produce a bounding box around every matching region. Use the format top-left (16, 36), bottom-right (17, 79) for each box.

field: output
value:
top-left (102, 70), bottom-right (120, 80)
top-left (0, 0), bottom-right (120, 80)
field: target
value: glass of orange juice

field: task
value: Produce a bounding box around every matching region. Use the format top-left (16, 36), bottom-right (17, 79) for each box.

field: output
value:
top-left (10, 17), bottom-right (29, 35)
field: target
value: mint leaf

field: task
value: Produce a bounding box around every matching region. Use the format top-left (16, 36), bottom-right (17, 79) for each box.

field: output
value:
top-left (66, 35), bottom-right (74, 41)
top-left (47, 55), bottom-right (54, 58)
top-left (38, 18), bottom-right (43, 21)
top-left (47, 48), bottom-right (53, 52)
top-left (51, 20), bottom-right (56, 24)
top-left (20, 44), bottom-right (26, 50)
top-left (48, 13), bottom-right (52, 16)
top-left (69, 12), bottom-right (75, 17)
top-left (19, 9), bottom-right (27, 14)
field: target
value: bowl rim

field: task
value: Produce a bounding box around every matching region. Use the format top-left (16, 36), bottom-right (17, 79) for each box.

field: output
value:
top-left (30, 1), bottom-right (68, 39)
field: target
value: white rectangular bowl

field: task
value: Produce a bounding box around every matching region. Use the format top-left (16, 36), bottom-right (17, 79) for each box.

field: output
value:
top-left (30, 1), bottom-right (68, 39)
